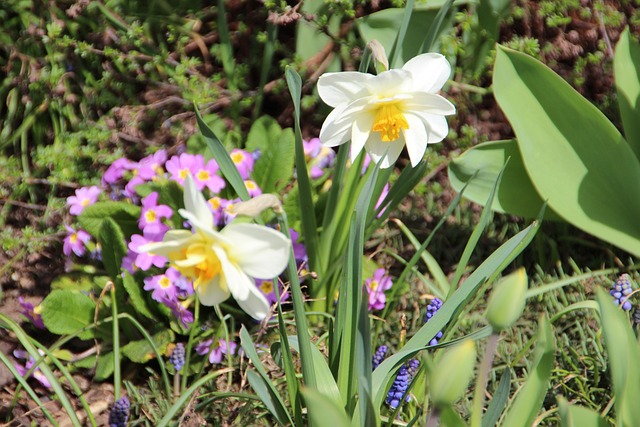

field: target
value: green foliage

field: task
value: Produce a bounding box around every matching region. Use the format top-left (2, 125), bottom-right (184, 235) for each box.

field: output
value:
top-left (40, 290), bottom-right (96, 340)
top-left (77, 202), bottom-right (141, 240)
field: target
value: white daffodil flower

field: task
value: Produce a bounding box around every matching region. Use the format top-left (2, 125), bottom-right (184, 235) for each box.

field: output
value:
top-left (140, 175), bottom-right (290, 320)
top-left (317, 52), bottom-right (455, 168)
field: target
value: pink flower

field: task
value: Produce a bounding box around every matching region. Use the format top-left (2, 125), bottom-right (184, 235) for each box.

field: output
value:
top-left (365, 268), bottom-right (393, 311)
top-left (196, 339), bottom-right (238, 364)
top-left (126, 233), bottom-right (167, 271)
top-left (193, 158), bottom-right (226, 193)
top-left (63, 226), bottom-right (91, 257)
top-left (143, 267), bottom-right (180, 303)
top-left (244, 179), bottom-right (262, 197)
top-left (67, 186), bottom-right (101, 215)
top-left (103, 158), bottom-right (136, 185)
top-left (137, 150), bottom-right (167, 181)
top-left (139, 192), bottom-right (173, 238)
top-left (164, 298), bottom-right (194, 328)
top-left (256, 279), bottom-right (289, 306)
top-left (18, 297), bottom-right (46, 330)
top-left (14, 349), bottom-right (51, 388)
top-left (166, 153), bottom-right (199, 186)
top-left (230, 149), bottom-right (254, 179)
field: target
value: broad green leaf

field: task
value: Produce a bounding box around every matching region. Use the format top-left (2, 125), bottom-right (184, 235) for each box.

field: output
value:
top-left (493, 46), bottom-right (640, 257)
top-left (448, 139), bottom-right (561, 220)
top-left (74, 351), bottom-right (115, 381)
top-left (614, 27), bottom-right (640, 159)
top-left (99, 217), bottom-right (127, 282)
top-left (357, 2), bottom-right (463, 68)
top-left (501, 315), bottom-right (555, 427)
top-left (120, 328), bottom-right (173, 363)
top-left (245, 116), bottom-right (295, 193)
top-left (41, 290), bottom-right (95, 340)
top-left (302, 388), bottom-right (351, 427)
top-left (122, 271), bottom-right (155, 320)
top-left (77, 201), bottom-right (140, 239)
top-left (557, 396), bottom-right (608, 427)
top-left (288, 336), bottom-right (343, 409)
top-left (596, 289), bottom-right (640, 425)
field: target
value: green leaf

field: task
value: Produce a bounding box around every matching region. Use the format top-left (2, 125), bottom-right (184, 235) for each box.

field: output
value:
top-left (195, 106), bottom-right (250, 201)
top-left (120, 328), bottom-right (173, 363)
top-left (77, 201), bottom-right (141, 239)
top-left (448, 139), bottom-right (561, 220)
top-left (596, 289), bottom-right (640, 425)
top-left (99, 217), bottom-right (127, 282)
top-left (240, 326), bottom-right (293, 425)
top-left (614, 27), bottom-right (640, 160)
top-left (557, 396), bottom-right (608, 427)
top-left (301, 388), bottom-right (351, 427)
top-left (501, 315), bottom-right (555, 427)
top-left (245, 116), bottom-right (295, 193)
top-left (482, 368), bottom-right (511, 427)
top-left (296, 0), bottom-right (340, 72)
top-left (74, 351), bottom-right (115, 381)
top-left (493, 46), bottom-right (640, 257)
top-left (122, 271), bottom-right (155, 320)
top-left (41, 290), bottom-right (96, 340)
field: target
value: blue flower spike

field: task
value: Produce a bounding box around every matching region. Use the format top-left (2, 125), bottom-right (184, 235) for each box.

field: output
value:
top-left (372, 345), bottom-right (388, 370)
top-left (610, 274), bottom-right (634, 311)
top-left (170, 342), bottom-right (186, 372)
top-left (425, 298), bottom-right (444, 346)
top-left (109, 396), bottom-right (130, 427)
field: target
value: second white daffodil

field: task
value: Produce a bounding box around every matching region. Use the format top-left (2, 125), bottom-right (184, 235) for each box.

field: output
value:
top-left (317, 53), bottom-right (455, 168)
top-left (140, 175), bottom-right (290, 320)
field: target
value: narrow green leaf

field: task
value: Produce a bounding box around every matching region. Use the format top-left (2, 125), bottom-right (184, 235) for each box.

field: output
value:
top-left (557, 396), bottom-right (608, 427)
top-left (596, 289), bottom-right (640, 425)
top-left (494, 45), bottom-right (640, 256)
top-left (239, 326), bottom-right (293, 425)
top-left (448, 139), bottom-right (561, 220)
top-left (286, 67), bottom-right (320, 271)
top-left (195, 106), bottom-right (250, 200)
top-left (122, 271), bottom-right (155, 320)
top-left (301, 388), bottom-right (351, 427)
top-left (99, 217), bottom-right (127, 282)
top-left (421, 0), bottom-right (455, 53)
top-left (614, 27), bottom-right (640, 159)
top-left (501, 316), bottom-right (555, 427)
top-left (482, 367), bottom-right (511, 427)
top-left (41, 290), bottom-right (95, 340)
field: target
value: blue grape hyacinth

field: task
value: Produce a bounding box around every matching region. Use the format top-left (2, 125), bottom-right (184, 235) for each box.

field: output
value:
top-left (109, 396), bottom-right (130, 427)
top-left (372, 345), bottom-right (388, 370)
top-left (386, 364), bottom-right (411, 409)
top-left (611, 274), bottom-right (633, 311)
top-left (425, 298), bottom-right (444, 346)
top-left (170, 343), bottom-right (186, 372)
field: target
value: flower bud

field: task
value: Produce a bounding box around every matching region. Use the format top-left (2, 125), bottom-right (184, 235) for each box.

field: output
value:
top-left (428, 340), bottom-right (476, 407)
top-left (227, 194), bottom-right (282, 217)
top-left (485, 268), bottom-right (528, 332)
top-left (367, 39), bottom-right (389, 73)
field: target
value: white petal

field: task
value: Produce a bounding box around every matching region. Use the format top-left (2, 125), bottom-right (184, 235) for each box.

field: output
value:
top-left (221, 223), bottom-right (290, 278)
top-left (405, 93), bottom-right (456, 115)
top-left (235, 284), bottom-right (270, 320)
top-left (403, 114), bottom-right (428, 167)
top-left (351, 111), bottom-right (375, 163)
top-left (183, 175), bottom-right (213, 228)
top-left (196, 276), bottom-right (230, 306)
top-left (412, 113), bottom-right (450, 143)
top-left (138, 230), bottom-right (193, 256)
top-left (317, 72), bottom-right (373, 107)
top-left (365, 133), bottom-right (405, 169)
top-left (320, 104), bottom-right (353, 147)
top-left (366, 69), bottom-right (412, 97)
top-left (402, 53), bottom-right (451, 93)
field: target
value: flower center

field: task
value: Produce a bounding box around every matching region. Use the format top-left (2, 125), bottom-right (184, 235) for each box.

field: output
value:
top-left (81, 198), bottom-right (91, 206)
top-left (145, 209), bottom-right (157, 223)
top-left (172, 243), bottom-right (222, 290)
top-left (372, 103), bottom-right (409, 142)
top-left (179, 168), bottom-right (191, 180)
top-left (259, 280), bottom-right (274, 294)
top-left (70, 233), bottom-right (78, 243)
top-left (369, 280), bottom-right (379, 292)
top-left (159, 276), bottom-right (172, 289)
top-left (208, 197), bottom-right (221, 210)
top-left (197, 170), bottom-right (210, 181)
top-left (231, 152), bottom-right (244, 164)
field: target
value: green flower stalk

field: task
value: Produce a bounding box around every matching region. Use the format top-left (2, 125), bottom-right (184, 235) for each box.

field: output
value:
top-left (428, 340), bottom-right (477, 408)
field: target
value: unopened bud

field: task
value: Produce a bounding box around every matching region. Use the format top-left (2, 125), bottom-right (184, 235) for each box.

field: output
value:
top-left (227, 194), bottom-right (282, 217)
top-left (428, 340), bottom-right (476, 407)
top-left (367, 40), bottom-right (389, 73)
top-left (486, 268), bottom-right (528, 331)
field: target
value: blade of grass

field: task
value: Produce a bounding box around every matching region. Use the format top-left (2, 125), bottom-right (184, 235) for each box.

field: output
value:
top-left (388, 0), bottom-right (416, 67)
top-left (421, 0), bottom-right (456, 53)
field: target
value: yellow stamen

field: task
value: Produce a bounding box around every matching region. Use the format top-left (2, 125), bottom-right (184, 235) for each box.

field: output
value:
top-left (209, 197), bottom-right (221, 210)
top-left (372, 103), bottom-right (409, 142)
top-left (145, 210), bottom-right (157, 223)
top-left (70, 234), bottom-right (78, 243)
top-left (81, 198), bottom-right (91, 206)
top-left (197, 170), bottom-right (210, 181)
top-left (370, 280), bottom-right (379, 291)
top-left (179, 169), bottom-right (191, 180)
top-left (259, 280), bottom-right (274, 294)
top-left (231, 152), bottom-right (245, 164)
top-left (159, 276), bottom-right (172, 289)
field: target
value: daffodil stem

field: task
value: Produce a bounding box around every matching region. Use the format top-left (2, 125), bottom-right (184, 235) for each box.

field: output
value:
top-left (214, 304), bottom-right (234, 389)
top-left (181, 299), bottom-right (200, 392)
top-left (470, 333), bottom-right (500, 427)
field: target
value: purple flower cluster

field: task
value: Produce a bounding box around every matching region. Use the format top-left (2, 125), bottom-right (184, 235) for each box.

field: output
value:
top-left (385, 359), bottom-right (419, 410)
top-left (365, 268), bottom-right (393, 311)
top-left (302, 137), bottom-right (336, 179)
top-left (372, 345), bottom-right (388, 370)
top-left (611, 274), bottom-right (634, 311)
top-left (425, 298), bottom-right (444, 346)
top-left (18, 297), bottom-right (46, 330)
top-left (108, 396), bottom-right (130, 427)
top-left (13, 349), bottom-right (51, 388)
top-left (170, 343), bottom-right (186, 372)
